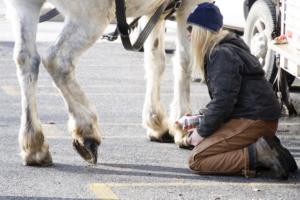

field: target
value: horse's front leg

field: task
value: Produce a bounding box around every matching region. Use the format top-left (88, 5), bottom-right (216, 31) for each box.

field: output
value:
top-left (4, 0), bottom-right (53, 166)
top-left (169, 3), bottom-right (196, 147)
top-left (43, 13), bottom-right (111, 164)
top-left (142, 17), bottom-right (173, 143)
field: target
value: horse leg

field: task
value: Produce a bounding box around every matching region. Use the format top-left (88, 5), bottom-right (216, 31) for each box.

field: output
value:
top-left (43, 14), bottom-right (111, 164)
top-left (4, 0), bottom-right (53, 166)
top-left (142, 17), bottom-right (173, 143)
top-left (169, 1), bottom-right (202, 146)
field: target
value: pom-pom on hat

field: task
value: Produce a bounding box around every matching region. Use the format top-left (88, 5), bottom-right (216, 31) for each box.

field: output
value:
top-left (187, 2), bottom-right (223, 32)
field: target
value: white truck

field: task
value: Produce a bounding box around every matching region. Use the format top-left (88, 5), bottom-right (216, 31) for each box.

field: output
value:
top-left (216, 0), bottom-right (299, 86)
top-left (216, 0), bottom-right (300, 114)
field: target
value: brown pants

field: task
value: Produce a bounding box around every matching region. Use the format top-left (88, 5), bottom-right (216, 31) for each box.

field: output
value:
top-left (188, 118), bottom-right (278, 177)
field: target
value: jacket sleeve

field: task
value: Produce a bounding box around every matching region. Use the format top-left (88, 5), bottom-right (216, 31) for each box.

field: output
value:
top-left (197, 47), bottom-right (242, 137)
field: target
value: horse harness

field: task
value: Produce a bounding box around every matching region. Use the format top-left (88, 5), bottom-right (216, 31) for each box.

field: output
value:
top-left (112, 0), bottom-right (182, 51)
top-left (39, 0), bottom-right (182, 52)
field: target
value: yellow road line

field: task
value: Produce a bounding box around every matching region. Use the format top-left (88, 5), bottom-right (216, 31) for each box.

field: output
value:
top-left (90, 183), bottom-right (119, 200)
top-left (2, 85), bottom-right (19, 96)
top-left (100, 181), bottom-right (299, 188)
top-left (89, 181), bottom-right (299, 199)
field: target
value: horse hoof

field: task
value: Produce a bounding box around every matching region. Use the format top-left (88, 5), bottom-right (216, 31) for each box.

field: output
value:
top-left (149, 131), bottom-right (174, 143)
top-left (179, 143), bottom-right (194, 150)
top-left (73, 138), bottom-right (100, 164)
top-left (178, 135), bottom-right (194, 150)
top-left (23, 150), bottom-right (53, 167)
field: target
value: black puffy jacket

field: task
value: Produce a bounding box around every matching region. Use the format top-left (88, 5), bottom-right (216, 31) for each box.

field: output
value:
top-left (197, 33), bottom-right (281, 137)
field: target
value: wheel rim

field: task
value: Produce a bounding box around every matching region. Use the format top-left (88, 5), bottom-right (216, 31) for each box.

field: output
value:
top-left (249, 18), bottom-right (273, 75)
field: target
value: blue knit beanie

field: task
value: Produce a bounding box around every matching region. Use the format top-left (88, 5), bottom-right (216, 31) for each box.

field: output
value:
top-left (187, 2), bottom-right (223, 32)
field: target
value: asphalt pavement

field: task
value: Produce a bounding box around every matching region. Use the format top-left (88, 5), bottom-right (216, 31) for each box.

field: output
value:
top-left (0, 2), bottom-right (300, 199)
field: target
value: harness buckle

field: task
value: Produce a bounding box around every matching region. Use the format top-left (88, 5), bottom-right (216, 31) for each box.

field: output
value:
top-left (102, 33), bottom-right (119, 42)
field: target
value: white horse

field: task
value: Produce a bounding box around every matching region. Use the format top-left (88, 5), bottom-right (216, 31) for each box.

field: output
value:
top-left (4, 0), bottom-right (209, 166)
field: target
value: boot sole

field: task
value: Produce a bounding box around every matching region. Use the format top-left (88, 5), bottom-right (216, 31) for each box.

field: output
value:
top-left (273, 136), bottom-right (298, 172)
top-left (263, 137), bottom-right (290, 180)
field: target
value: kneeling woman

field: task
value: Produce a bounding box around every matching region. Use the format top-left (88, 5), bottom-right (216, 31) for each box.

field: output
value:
top-left (182, 2), bottom-right (297, 179)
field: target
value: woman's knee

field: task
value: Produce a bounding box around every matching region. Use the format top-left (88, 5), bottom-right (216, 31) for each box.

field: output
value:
top-left (188, 152), bottom-right (204, 171)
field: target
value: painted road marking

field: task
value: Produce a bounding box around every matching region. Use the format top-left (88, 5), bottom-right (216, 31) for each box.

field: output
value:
top-left (90, 183), bottom-right (119, 200)
top-left (2, 85), bottom-right (19, 96)
top-left (89, 181), bottom-right (299, 199)
top-left (92, 181), bottom-right (300, 189)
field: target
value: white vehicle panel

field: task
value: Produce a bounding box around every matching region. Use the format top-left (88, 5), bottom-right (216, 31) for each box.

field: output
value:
top-left (215, 0), bottom-right (246, 30)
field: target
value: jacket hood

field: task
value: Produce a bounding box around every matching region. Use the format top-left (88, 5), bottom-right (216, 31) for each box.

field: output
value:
top-left (216, 33), bottom-right (265, 76)
top-left (219, 33), bottom-right (250, 52)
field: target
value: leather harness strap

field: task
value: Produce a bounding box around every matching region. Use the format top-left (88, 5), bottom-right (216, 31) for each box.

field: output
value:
top-left (115, 0), bottom-right (172, 51)
top-left (105, 0), bottom-right (181, 50)
top-left (39, 8), bottom-right (59, 23)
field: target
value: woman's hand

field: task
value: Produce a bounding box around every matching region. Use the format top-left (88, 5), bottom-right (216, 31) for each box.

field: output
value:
top-left (185, 129), bottom-right (204, 147)
top-left (176, 113), bottom-right (202, 131)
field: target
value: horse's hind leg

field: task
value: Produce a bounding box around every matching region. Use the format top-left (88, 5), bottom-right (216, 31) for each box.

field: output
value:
top-left (4, 0), bottom-right (52, 166)
top-left (142, 17), bottom-right (173, 143)
top-left (43, 13), bottom-right (111, 164)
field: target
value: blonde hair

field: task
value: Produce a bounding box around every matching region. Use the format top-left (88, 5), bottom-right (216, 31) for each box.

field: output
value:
top-left (190, 25), bottom-right (229, 80)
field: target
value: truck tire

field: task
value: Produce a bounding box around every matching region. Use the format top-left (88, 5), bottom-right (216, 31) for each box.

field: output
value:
top-left (244, 0), bottom-right (277, 83)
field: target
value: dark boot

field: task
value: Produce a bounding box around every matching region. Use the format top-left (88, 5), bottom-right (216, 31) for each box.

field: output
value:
top-left (272, 136), bottom-right (298, 172)
top-left (255, 137), bottom-right (289, 180)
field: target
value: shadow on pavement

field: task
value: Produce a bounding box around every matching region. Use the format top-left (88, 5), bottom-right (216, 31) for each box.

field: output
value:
top-left (50, 162), bottom-right (300, 183)
top-left (0, 41), bottom-right (14, 49)
top-left (51, 162), bottom-right (201, 180)
top-left (0, 197), bottom-right (94, 200)
top-left (101, 162), bottom-right (192, 174)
